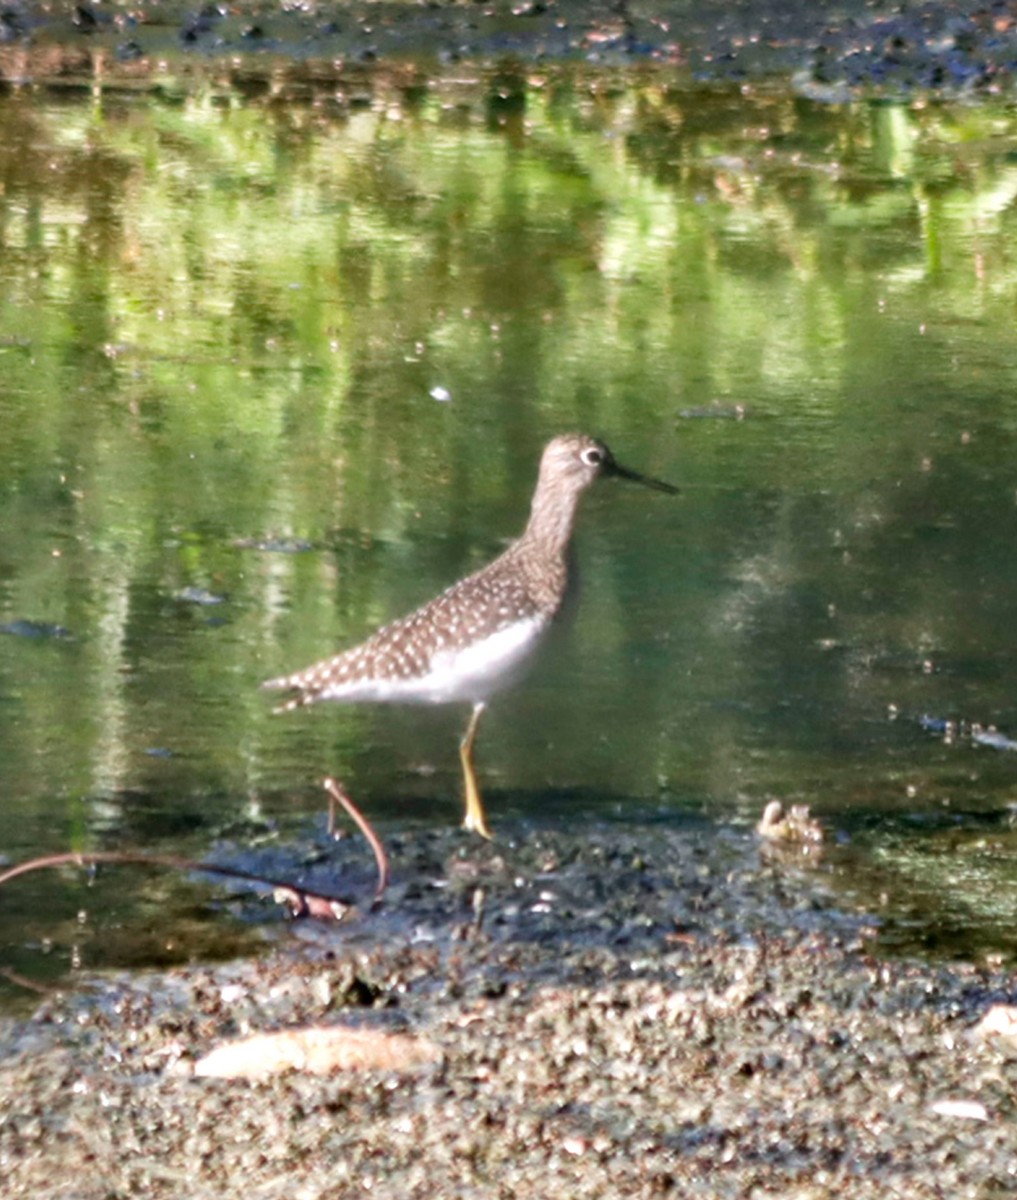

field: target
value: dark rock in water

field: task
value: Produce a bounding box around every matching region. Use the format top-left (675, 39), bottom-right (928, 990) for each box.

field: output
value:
top-left (0, 7), bottom-right (26, 43)
top-left (116, 39), bottom-right (145, 62)
top-left (180, 4), bottom-right (222, 45)
top-left (0, 619), bottom-right (72, 640)
top-left (72, 5), bottom-right (98, 32)
top-left (918, 713), bottom-right (952, 735)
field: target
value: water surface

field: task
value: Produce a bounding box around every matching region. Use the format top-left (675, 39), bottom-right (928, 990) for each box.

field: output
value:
top-left (3, 69), bottom-right (1017, 1000)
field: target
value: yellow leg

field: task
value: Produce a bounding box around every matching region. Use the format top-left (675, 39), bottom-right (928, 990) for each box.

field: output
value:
top-left (459, 701), bottom-right (492, 839)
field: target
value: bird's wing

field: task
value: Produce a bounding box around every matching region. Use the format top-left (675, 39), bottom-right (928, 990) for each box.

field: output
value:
top-left (262, 553), bottom-right (543, 703)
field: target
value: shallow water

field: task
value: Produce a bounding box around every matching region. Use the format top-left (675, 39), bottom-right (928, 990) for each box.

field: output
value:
top-left (3, 66), bottom-right (1017, 1001)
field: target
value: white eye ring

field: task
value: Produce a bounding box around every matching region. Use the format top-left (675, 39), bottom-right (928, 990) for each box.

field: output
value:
top-left (581, 447), bottom-right (604, 466)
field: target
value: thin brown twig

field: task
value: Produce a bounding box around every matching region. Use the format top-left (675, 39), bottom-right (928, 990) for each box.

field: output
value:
top-left (0, 850), bottom-right (354, 920)
top-left (323, 776), bottom-right (389, 903)
top-left (0, 965), bottom-right (52, 996)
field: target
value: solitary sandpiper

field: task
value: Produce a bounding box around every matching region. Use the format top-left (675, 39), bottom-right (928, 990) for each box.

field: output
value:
top-left (262, 433), bottom-right (677, 839)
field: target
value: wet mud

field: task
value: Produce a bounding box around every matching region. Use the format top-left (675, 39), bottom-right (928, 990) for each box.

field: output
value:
top-left (2, 818), bottom-right (1016, 1197)
top-left (2, 0), bottom-right (1017, 97)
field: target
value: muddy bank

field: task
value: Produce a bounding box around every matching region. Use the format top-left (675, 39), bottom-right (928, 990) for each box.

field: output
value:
top-left (2, 0), bottom-right (1017, 96)
top-left (2, 819), bottom-right (1016, 1197)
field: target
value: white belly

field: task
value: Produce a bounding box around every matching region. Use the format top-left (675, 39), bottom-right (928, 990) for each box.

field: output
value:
top-left (317, 615), bottom-right (549, 706)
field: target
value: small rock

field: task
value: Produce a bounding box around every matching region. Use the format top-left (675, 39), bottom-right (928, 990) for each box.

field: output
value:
top-left (972, 1004), bottom-right (1017, 1047)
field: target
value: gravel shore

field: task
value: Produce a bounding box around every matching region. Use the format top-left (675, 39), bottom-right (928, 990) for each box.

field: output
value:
top-left (2, 819), bottom-right (1016, 1198)
top-left (3, 0), bottom-right (1017, 96)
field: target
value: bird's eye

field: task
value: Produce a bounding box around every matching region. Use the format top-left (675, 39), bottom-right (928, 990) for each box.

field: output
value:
top-left (581, 447), bottom-right (604, 466)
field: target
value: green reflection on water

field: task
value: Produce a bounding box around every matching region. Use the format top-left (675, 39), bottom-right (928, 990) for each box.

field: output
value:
top-left (2, 70), bottom-right (1017, 983)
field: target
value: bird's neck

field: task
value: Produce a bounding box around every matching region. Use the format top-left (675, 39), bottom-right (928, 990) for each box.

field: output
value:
top-left (521, 478), bottom-right (584, 560)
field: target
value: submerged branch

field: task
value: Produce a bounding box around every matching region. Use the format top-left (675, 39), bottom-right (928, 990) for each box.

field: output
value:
top-left (0, 849), bottom-right (357, 921)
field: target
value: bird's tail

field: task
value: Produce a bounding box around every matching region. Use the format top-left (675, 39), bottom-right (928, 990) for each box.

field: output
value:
top-left (261, 674), bottom-right (317, 714)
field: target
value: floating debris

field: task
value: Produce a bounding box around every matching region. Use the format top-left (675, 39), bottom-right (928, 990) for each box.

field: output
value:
top-left (175, 586), bottom-right (226, 606)
top-left (970, 724), bottom-right (1017, 753)
top-left (917, 714), bottom-right (1017, 752)
top-left (756, 799), bottom-right (824, 846)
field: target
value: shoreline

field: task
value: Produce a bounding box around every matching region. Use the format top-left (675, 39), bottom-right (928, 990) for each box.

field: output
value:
top-left (3, 818), bottom-right (1016, 1196)
top-left (2, 1), bottom-right (1017, 99)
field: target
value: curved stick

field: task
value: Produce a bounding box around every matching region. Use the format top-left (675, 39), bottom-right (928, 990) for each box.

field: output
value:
top-left (323, 777), bottom-right (389, 902)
